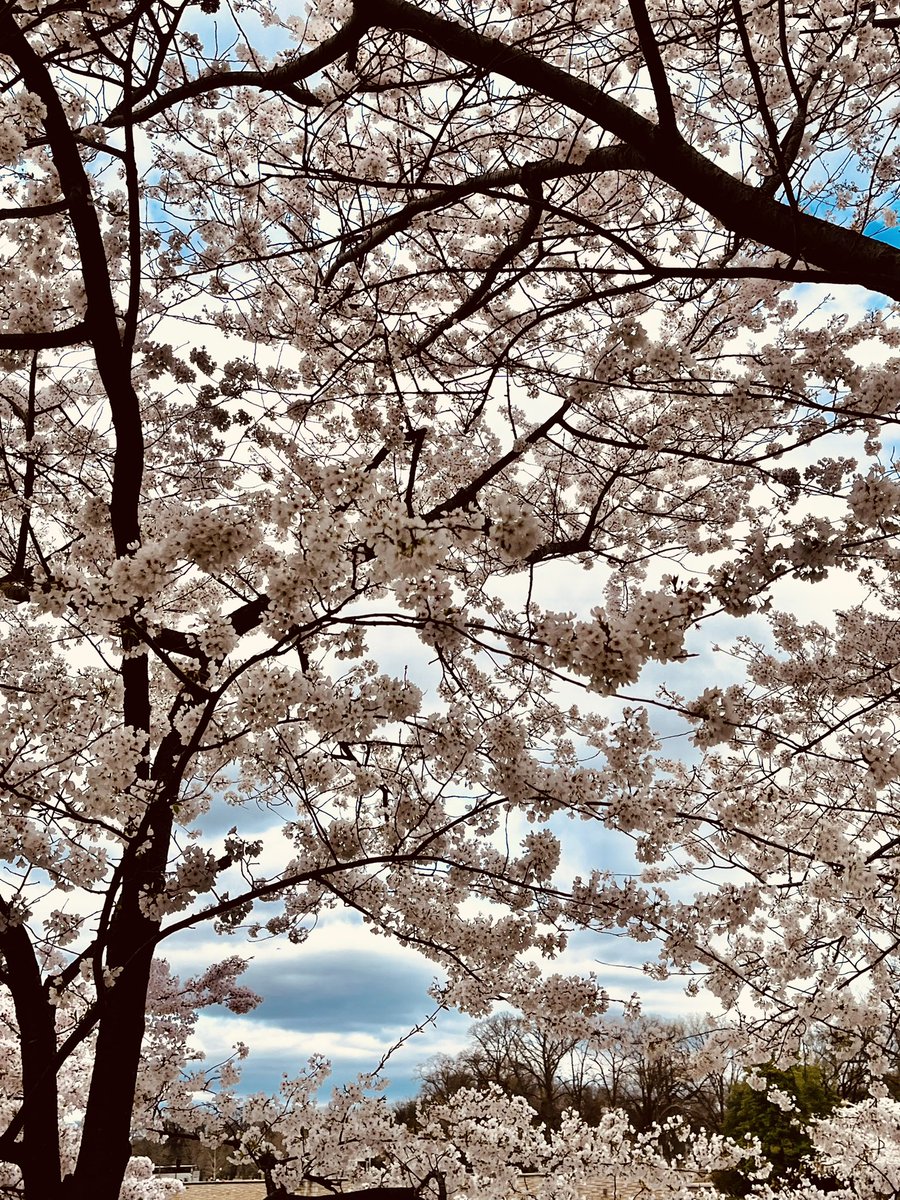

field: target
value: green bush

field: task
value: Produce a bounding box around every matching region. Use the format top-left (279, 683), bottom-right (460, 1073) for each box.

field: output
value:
top-left (713, 1064), bottom-right (839, 1194)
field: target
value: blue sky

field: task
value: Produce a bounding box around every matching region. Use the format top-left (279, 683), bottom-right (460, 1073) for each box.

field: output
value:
top-left (162, 907), bottom-right (706, 1102)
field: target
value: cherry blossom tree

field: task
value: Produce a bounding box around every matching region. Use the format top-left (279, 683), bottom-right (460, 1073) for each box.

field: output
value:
top-left (3, 0), bottom-right (900, 1196)
top-left (809, 1097), bottom-right (900, 1197)
top-left (191, 1067), bottom-right (752, 1200)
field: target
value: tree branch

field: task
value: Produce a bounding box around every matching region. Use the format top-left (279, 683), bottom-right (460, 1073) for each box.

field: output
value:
top-left (321, 145), bottom-right (640, 287)
top-left (0, 200), bottom-right (67, 220)
top-left (1, 14), bottom-right (144, 561)
top-left (369, 0), bottom-right (900, 298)
top-left (106, 13), bottom-right (369, 126)
top-left (628, 0), bottom-right (677, 130)
top-left (0, 321), bottom-right (89, 350)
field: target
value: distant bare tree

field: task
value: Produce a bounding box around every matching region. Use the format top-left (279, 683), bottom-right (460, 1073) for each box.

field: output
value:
top-left (413, 1014), bottom-right (735, 1138)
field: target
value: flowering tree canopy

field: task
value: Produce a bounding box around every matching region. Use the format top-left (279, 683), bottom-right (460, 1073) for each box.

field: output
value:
top-left (3, 0), bottom-right (900, 1196)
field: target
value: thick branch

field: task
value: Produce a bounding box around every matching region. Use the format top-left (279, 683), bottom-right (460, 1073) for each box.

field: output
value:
top-left (1, 16), bottom-right (144, 560)
top-left (0, 200), bottom-right (67, 220)
top-left (628, 0), bottom-right (677, 130)
top-left (106, 14), bottom-right (368, 126)
top-left (369, 0), bottom-right (900, 299)
top-left (0, 321), bottom-right (89, 350)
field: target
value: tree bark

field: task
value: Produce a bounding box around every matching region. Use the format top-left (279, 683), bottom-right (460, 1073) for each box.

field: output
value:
top-left (0, 913), bottom-right (61, 1196)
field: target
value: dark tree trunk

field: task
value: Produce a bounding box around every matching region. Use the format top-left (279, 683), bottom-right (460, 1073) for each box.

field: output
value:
top-left (0, 916), bottom-right (62, 1197)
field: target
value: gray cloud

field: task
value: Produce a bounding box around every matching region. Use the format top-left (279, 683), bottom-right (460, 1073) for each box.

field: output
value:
top-left (236, 947), bottom-right (443, 1033)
